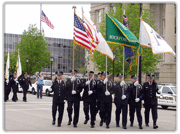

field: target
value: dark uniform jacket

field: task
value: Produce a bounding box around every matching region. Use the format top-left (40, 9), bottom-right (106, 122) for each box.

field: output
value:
top-left (19, 76), bottom-right (31, 90)
top-left (114, 82), bottom-right (129, 105)
top-left (51, 79), bottom-right (67, 103)
top-left (98, 81), bottom-right (113, 103)
top-left (66, 78), bottom-right (82, 102)
top-left (9, 76), bottom-right (19, 92)
top-left (82, 79), bottom-right (96, 101)
top-left (142, 81), bottom-right (159, 105)
top-left (128, 83), bottom-right (143, 105)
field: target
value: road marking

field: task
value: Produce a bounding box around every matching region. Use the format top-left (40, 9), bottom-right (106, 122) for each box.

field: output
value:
top-left (5, 108), bottom-right (51, 111)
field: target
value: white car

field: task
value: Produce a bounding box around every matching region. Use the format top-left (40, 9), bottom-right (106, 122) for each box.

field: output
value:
top-left (157, 85), bottom-right (176, 109)
top-left (31, 80), bottom-right (53, 96)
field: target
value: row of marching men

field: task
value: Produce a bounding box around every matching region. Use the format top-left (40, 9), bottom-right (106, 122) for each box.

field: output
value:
top-left (51, 70), bottom-right (161, 129)
top-left (4, 72), bottom-right (32, 102)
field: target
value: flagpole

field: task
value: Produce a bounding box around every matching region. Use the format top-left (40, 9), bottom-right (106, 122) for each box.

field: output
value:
top-left (122, 46), bottom-right (125, 95)
top-left (138, 3), bottom-right (142, 84)
top-left (82, 7), bottom-right (91, 91)
top-left (106, 55), bottom-right (107, 91)
top-left (72, 6), bottom-right (76, 91)
top-left (40, 3), bottom-right (42, 33)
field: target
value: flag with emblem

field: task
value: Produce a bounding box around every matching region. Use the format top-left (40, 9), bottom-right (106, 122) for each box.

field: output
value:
top-left (16, 50), bottom-right (22, 78)
top-left (139, 18), bottom-right (176, 56)
top-left (106, 13), bottom-right (141, 55)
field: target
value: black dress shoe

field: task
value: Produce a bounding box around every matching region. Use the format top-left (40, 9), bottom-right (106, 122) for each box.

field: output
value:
top-left (73, 124), bottom-right (77, 128)
top-left (100, 121), bottom-right (103, 126)
top-left (84, 120), bottom-right (88, 124)
top-left (123, 126), bottom-right (127, 129)
top-left (153, 125), bottom-right (158, 129)
top-left (139, 125), bottom-right (143, 129)
top-left (67, 121), bottom-right (71, 125)
top-left (52, 120), bottom-right (55, 125)
top-left (106, 125), bottom-right (110, 129)
top-left (116, 124), bottom-right (120, 127)
top-left (91, 125), bottom-right (94, 128)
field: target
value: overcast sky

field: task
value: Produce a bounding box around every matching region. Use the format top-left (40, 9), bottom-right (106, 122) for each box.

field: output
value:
top-left (4, 3), bottom-right (91, 39)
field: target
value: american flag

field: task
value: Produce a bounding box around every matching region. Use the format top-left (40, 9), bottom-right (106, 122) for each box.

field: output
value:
top-left (74, 13), bottom-right (98, 52)
top-left (41, 10), bottom-right (54, 29)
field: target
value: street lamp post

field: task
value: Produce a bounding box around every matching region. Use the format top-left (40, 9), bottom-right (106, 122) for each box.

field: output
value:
top-left (113, 52), bottom-right (116, 84)
top-left (26, 58), bottom-right (29, 74)
top-left (50, 56), bottom-right (54, 80)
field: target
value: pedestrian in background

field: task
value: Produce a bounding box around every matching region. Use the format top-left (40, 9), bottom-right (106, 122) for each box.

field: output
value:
top-left (36, 72), bottom-right (44, 99)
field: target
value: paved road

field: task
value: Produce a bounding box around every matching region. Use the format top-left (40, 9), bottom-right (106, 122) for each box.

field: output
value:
top-left (4, 92), bottom-right (176, 131)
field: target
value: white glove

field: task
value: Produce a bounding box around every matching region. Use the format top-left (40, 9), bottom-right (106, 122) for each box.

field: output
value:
top-left (64, 100), bottom-right (67, 103)
top-left (72, 90), bottom-right (76, 94)
top-left (6, 80), bottom-right (8, 83)
top-left (157, 90), bottom-right (161, 94)
top-left (103, 78), bottom-right (108, 84)
top-left (16, 80), bottom-right (19, 84)
top-left (135, 98), bottom-right (140, 102)
top-left (141, 100), bottom-right (144, 104)
top-left (105, 91), bottom-right (110, 96)
top-left (71, 76), bottom-right (76, 82)
top-left (120, 80), bottom-right (126, 86)
top-left (86, 80), bottom-right (90, 85)
top-left (134, 81), bottom-right (139, 87)
top-left (88, 90), bottom-right (93, 95)
top-left (121, 95), bottom-right (126, 100)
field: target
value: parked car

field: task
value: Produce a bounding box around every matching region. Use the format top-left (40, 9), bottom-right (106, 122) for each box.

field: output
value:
top-left (157, 85), bottom-right (176, 109)
top-left (31, 80), bottom-right (53, 96)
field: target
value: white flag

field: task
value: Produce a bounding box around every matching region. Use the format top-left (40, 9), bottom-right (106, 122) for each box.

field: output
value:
top-left (16, 51), bottom-right (22, 78)
top-left (5, 51), bottom-right (10, 83)
top-left (139, 18), bottom-right (176, 56)
top-left (82, 14), bottom-right (113, 60)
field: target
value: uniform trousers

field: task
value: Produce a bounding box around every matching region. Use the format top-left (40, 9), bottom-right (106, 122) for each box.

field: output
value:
top-left (83, 99), bottom-right (96, 125)
top-left (67, 100), bottom-right (80, 125)
top-left (129, 103), bottom-right (142, 126)
top-left (144, 104), bottom-right (158, 125)
top-left (52, 101), bottom-right (64, 125)
top-left (99, 100), bottom-right (112, 126)
top-left (115, 103), bottom-right (128, 127)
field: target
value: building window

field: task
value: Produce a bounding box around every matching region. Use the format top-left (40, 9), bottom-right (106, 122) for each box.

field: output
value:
top-left (96, 10), bottom-right (101, 23)
top-left (162, 19), bottom-right (165, 36)
top-left (155, 72), bottom-right (159, 81)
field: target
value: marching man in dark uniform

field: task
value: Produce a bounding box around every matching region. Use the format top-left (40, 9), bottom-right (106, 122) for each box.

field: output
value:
top-left (9, 71), bottom-right (19, 102)
top-left (51, 71), bottom-right (67, 127)
top-left (98, 71), bottom-right (113, 129)
top-left (95, 72), bottom-right (103, 121)
top-left (4, 73), bottom-right (11, 102)
top-left (19, 72), bottom-right (31, 102)
top-left (113, 74), bottom-right (129, 129)
top-left (142, 74), bottom-right (160, 129)
top-left (66, 70), bottom-right (82, 128)
top-left (128, 75), bottom-right (143, 129)
top-left (82, 71), bottom-right (97, 128)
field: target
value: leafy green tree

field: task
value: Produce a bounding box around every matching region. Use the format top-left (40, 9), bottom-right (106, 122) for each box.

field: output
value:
top-left (93, 3), bottom-right (161, 78)
top-left (14, 24), bottom-right (51, 75)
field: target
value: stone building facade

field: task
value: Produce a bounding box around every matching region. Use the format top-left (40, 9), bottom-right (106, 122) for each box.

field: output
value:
top-left (90, 3), bottom-right (176, 84)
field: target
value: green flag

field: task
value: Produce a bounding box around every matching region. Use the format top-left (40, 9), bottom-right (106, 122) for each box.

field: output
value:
top-left (106, 13), bottom-right (142, 54)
